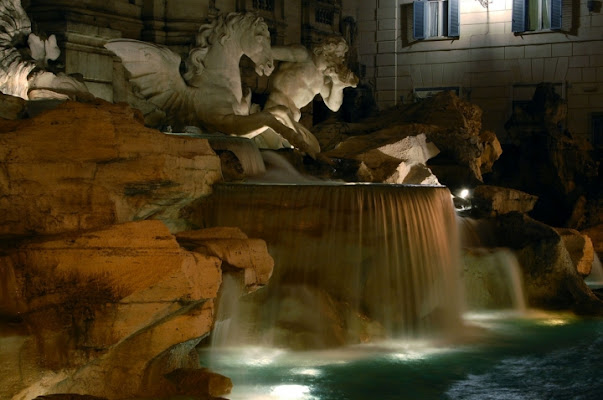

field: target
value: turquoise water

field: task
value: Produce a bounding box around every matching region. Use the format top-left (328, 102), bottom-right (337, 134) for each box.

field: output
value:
top-left (201, 312), bottom-right (603, 400)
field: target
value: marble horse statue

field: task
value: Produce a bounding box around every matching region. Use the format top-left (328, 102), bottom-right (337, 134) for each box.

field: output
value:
top-left (0, 0), bottom-right (90, 100)
top-left (106, 12), bottom-right (320, 157)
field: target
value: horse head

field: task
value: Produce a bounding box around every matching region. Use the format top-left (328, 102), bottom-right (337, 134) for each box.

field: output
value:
top-left (238, 15), bottom-right (274, 76)
top-left (188, 12), bottom-right (274, 79)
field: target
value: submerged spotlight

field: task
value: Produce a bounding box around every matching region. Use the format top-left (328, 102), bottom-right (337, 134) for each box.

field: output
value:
top-left (271, 384), bottom-right (312, 400)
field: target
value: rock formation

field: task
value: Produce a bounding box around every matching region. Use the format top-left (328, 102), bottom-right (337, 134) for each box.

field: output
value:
top-left (488, 83), bottom-right (599, 229)
top-left (470, 185), bottom-right (539, 218)
top-left (555, 228), bottom-right (595, 277)
top-left (460, 213), bottom-right (602, 315)
top-left (176, 226), bottom-right (274, 293)
top-left (0, 99), bottom-right (221, 235)
top-left (310, 91), bottom-right (502, 187)
top-left (0, 95), bottom-right (275, 399)
top-left (0, 220), bottom-right (273, 399)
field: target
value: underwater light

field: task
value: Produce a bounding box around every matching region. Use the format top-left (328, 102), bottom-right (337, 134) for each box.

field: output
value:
top-left (540, 317), bottom-right (570, 326)
top-left (271, 384), bottom-right (313, 400)
top-left (293, 367), bottom-right (322, 377)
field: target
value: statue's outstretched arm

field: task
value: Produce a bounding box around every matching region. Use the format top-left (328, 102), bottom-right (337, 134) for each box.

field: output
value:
top-left (209, 109), bottom-right (319, 158)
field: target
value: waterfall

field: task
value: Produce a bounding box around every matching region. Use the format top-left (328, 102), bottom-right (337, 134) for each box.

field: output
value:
top-left (458, 217), bottom-right (528, 313)
top-left (586, 253), bottom-right (603, 288)
top-left (462, 248), bottom-right (527, 311)
top-left (193, 182), bottom-right (463, 348)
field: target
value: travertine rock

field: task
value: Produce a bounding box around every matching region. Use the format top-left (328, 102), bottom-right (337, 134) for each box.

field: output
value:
top-left (177, 227), bottom-right (274, 292)
top-left (493, 213), bottom-right (602, 314)
top-left (314, 91), bottom-right (501, 187)
top-left (0, 100), bottom-right (221, 235)
top-left (325, 131), bottom-right (441, 184)
top-left (0, 92), bottom-right (26, 119)
top-left (164, 368), bottom-right (233, 397)
top-left (582, 224), bottom-right (603, 259)
top-left (555, 228), bottom-right (595, 277)
top-left (463, 248), bottom-right (526, 311)
top-left (490, 84), bottom-right (599, 228)
top-left (0, 220), bottom-right (223, 399)
top-left (471, 185), bottom-right (538, 217)
top-left (403, 91), bottom-right (502, 185)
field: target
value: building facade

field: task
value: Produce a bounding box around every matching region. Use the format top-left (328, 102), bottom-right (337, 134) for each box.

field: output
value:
top-left (354, 0), bottom-right (603, 144)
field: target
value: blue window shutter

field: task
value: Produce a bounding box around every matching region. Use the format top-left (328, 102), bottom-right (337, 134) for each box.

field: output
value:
top-left (448, 0), bottom-right (460, 37)
top-left (413, 1), bottom-right (426, 40)
top-left (511, 0), bottom-right (526, 32)
top-left (551, 0), bottom-right (562, 30)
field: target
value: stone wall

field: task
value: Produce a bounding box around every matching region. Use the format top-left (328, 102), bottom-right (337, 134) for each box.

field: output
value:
top-left (357, 0), bottom-right (603, 143)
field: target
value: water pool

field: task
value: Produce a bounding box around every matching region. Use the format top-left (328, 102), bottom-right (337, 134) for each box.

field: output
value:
top-left (201, 312), bottom-right (603, 400)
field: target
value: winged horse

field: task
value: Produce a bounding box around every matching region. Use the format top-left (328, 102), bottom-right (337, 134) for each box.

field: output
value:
top-left (105, 12), bottom-right (320, 157)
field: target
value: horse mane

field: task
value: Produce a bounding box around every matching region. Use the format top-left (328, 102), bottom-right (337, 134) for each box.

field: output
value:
top-left (183, 12), bottom-right (265, 82)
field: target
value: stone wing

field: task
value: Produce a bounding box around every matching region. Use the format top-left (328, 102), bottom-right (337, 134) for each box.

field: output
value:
top-left (105, 39), bottom-right (195, 126)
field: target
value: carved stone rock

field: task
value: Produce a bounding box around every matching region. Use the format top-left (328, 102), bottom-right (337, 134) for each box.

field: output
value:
top-left (471, 185), bottom-right (539, 217)
top-left (555, 228), bottom-right (595, 277)
top-left (176, 226), bottom-right (275, 292)
top-left (0, 99), bottom-right (221, 235)
top-left (0, 220), bottom-right (222, 399)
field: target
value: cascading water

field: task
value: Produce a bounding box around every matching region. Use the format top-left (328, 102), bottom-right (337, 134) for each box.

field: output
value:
top-left (458, 217), bottom-right (528, 313)
top-left (193, 182), bottom-right (463, 348)
top-left (190, 151), bottom-right (602, 400)
top-left (586, 253), bottom-right (603, 288)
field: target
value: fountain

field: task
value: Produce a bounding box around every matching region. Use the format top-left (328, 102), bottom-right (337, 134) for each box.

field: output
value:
top-left (191, 175), bottom-right (463, 349)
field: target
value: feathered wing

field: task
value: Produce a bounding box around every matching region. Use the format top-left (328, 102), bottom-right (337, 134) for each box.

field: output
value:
top-left (0, 0), bottom-right (35, 99)
top-left (105, 39), bottom-right (197, 128)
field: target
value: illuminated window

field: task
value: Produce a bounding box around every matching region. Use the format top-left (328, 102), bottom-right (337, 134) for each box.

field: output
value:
top-left (512, 0), bottom-right (562, 32)
top-left (413, 0), bottom-right (460, 40)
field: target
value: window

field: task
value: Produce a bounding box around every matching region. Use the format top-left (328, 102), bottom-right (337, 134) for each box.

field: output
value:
top-left (512, 0), bottom-right (562, 32)
top-left (413, 0), bottom-right (460, 40)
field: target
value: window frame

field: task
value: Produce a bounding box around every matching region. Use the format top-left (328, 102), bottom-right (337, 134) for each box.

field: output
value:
top-left (413, 0), bottom-right (460, 40)
top-left (512, 0), bottom-right (563, 33)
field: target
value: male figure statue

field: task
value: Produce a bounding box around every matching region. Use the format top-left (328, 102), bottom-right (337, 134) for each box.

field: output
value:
top-left (265, 36), bottom-right (359, 122)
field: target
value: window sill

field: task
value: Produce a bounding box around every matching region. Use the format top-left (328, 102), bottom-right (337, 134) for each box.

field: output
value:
top-left (416, 36), bottom-right (459, 41)
top-left (513, 29), bottom-right (561, 36)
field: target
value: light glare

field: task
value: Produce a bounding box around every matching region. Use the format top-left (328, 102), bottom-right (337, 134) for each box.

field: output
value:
top-left (271, 384), bottom-right (313, 400)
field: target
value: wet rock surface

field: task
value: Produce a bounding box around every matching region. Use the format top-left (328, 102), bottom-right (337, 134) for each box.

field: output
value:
top-left (481, 213), bottom-right (602, 314)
